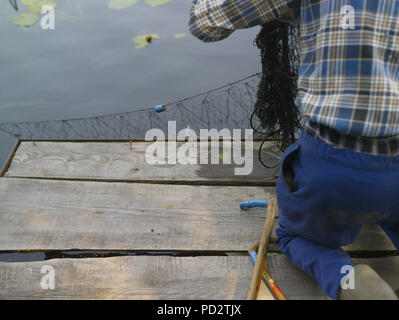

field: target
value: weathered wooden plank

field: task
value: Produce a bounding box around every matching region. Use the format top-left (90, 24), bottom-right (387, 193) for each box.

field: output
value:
top-left (343, 223), bottom-right (397, 252)
top-left (0, 140), bottom-right (20, 177)
top-left (352, 256), bottom-right (399, 290)
top-left (0, 178), bottom-right (273, 251)
top-left (2, 254), bottom-right (396, 300)
top-left (4, 141), bottom-right (280, 183)
top-left (0, 178), bottom-right (394, 252)
top-left (268, 222), bottom-right (397, 252)
top-left (267, 254), bottom-right (399, 300)
top-left (0, 256), bottom-right (274, 300)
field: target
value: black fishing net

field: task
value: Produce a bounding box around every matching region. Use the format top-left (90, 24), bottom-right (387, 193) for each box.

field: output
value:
top-left (251, 12), bottom-right (302, 158)
top-left (0, 74), bottom-right (262, 140)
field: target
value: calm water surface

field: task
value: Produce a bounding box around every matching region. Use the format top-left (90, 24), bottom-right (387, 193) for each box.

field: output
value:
top-left (0, 0), bottom-right (261, 166)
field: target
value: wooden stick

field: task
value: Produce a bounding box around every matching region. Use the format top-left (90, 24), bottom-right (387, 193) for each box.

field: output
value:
top-left (248, 243), bottom-right (287, 300)
top-left (247, 197), bottom-right (277, 300)
top-left (262, 267), bottom-right (287, 300)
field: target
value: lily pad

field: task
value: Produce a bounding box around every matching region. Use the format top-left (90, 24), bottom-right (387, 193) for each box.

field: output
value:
top-left (23, 0), bottom-right (56, 14)
top-left (133, 36), bottom-right (148, 49)
top-left (21, 0), bottom-right (36, 5)
top-left (133, 33), bottom-right (160, 49)
top-left (173, 33), bottom-right (187, 39)
top-left (108, 0), bottom-right (139, 10)
top-left (145, 0), bottom-right (171, 7)
top-left (21, 0), bottom-right (38, 5)
top-left (9, 12), bottom-right (39, 27)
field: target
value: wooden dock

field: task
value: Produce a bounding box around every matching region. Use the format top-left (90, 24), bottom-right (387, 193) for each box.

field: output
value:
top-left (0, 139), bottom-right (397, 299)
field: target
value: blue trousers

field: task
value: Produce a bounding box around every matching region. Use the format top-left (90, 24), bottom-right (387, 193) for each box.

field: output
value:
top-left (276, 131), bottom-right (399, 299)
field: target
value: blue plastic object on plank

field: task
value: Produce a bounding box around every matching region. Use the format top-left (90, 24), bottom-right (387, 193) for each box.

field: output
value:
top-left (240, 200), bottom-right (268, 210)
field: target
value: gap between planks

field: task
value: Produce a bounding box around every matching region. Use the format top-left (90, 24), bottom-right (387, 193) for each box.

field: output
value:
top-left (1, 249), bottom-right (397, 264)
top-left (1, 175), bottom-right (277, 187)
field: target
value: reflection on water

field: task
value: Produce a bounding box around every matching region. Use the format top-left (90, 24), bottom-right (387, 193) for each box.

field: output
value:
top-left (0, 0), bottom-right (261, 166)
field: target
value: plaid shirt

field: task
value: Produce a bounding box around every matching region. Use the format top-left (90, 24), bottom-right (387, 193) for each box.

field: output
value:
top-left (189, 0), bottom-right (399, 155)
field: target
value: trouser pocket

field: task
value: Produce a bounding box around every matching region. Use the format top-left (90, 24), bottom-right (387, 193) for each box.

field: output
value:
top-left (277, 141), bottom-right (301, 193)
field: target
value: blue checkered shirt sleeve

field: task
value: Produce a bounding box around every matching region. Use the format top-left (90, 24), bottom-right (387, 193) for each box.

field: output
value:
top-left (188, 0), bottom-right (297, 42)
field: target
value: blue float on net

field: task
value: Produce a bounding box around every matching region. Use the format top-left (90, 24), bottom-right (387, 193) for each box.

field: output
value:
top-left (154, 105), bottom-right (167, 113)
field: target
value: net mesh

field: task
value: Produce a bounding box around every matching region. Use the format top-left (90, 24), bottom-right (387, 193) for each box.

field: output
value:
top-left (0, 73), bottom-right (263, 140)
